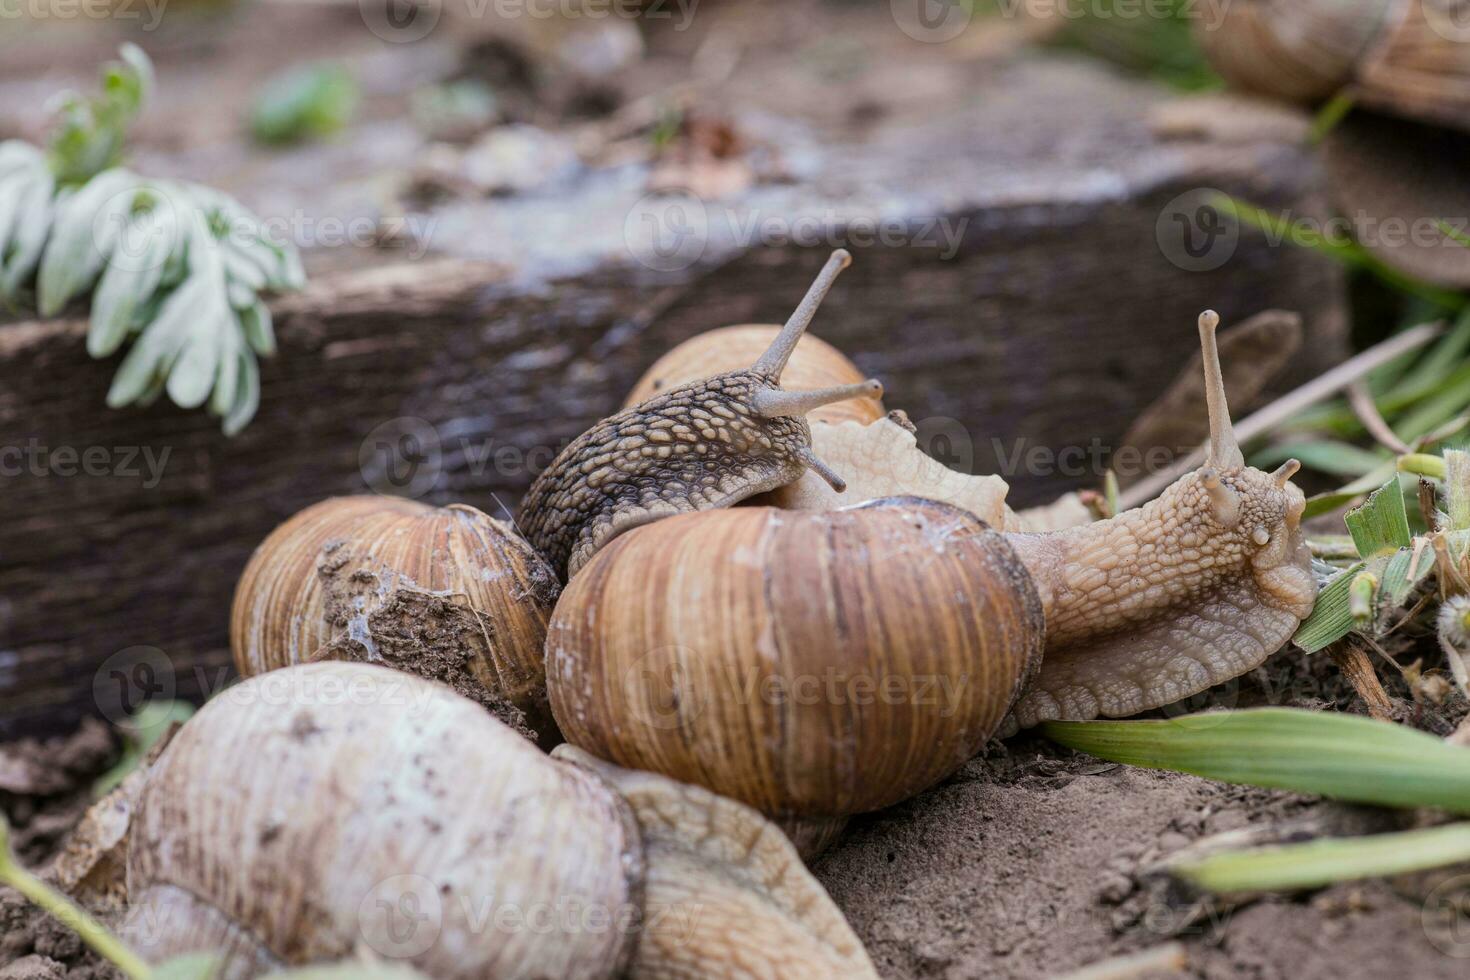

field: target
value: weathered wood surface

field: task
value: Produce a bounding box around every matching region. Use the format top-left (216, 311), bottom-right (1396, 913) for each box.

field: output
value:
top-left (0, 12), bottom-right (1348, 736)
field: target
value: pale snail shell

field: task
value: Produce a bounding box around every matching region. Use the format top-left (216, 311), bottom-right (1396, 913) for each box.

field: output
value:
top-left (120, 662), bottom-right (878, 979)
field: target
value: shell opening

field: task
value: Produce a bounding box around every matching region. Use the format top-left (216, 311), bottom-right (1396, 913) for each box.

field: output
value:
top-left (751, 249), bottom-right (852, 379)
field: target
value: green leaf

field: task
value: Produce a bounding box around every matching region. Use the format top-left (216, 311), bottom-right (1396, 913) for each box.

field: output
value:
top-left (1439, 220), bottom-right (1470, 249)
top-left (250, 64), bottom-right (358, 146)
top-left (1344, 477), bottom-right (1412, 557)
top-left (1447, 450), bottom-right (1470, 530)
top-left (93, 699), bottom-right (195, 796)
top-left (1173, 822), bottom-right (1470, 894)
top-left (1398, 369), bottom-right (1470, 441)
top-left (1252, 440), bottom-right (1386, 478)
top-left (210, 317), bottom-right (242, 416)
top-left (1388, 310), bottom-right (1470, 399)
top-left (0, 170), bottom-right (30, 261)
top-left (1040, 708), bottom-right (1470, 813)
top-left (264, 964), bottom-right (431, 979)
top-left (154, 954), bottom-right (224, 980)
top-left (239, 299), bottom-right (275, 356)
top-left (47, 46), bottom-right (154, 187)
top-left (1308, 91), bottom-right (1356, 144)
top-left (37, 168), bottom-right (140, 315)
top-left (0, 140), bottom-right (44, 179)
top-left (106, 271), bottom-right (215, 407)
top-left (89, 204), bottom-right (177, 357)
top-left (0, 170), bottom-right (56, 299)
top-left (1381, 545), bottom-right (1435, 607)
top-left (223, 349), bottom-right (260, 436)
top-left (167, 305), bottom-right (225, 409)
top-left (1293, 561), bottom-right (1367, 652)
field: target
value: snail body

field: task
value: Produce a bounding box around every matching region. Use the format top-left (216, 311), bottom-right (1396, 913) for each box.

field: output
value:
top-left (547, 311), bottom-right (1317, 824)
top-left (121, 662), bottom-right (877, 979)
top-left (230, 496), bottom-right (560, 741)
top-left (519, 249), bottom-right (882, 580)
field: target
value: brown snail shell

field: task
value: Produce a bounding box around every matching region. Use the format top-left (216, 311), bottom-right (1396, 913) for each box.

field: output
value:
top-left (623, 324), bottom-right (886, 426)
top-left (545, 497), bottom-right (1044, 823)
top-left (1197, 0), bottom-right (1470, 126)
top-left (230, 496), bottom-right (560, 741)
top-left (1195, 0), bottom-right (1394, 103)
top-left (120, 662), bottom-right (877, 979)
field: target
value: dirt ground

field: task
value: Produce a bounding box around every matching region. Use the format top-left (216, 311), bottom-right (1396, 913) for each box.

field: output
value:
top-left (3, 648), bottom-right (1467, 979)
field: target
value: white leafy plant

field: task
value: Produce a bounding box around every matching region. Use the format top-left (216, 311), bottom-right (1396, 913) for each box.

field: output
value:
top-left (0, 45), bottom-right (303, 434)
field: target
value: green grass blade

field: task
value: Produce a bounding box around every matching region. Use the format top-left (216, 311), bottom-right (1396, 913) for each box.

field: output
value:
top-left (1345, 477), bottom-right (1412, 557)
top-left (1040, 708), bottom-right (1470, 813)
top-left (1174, 823), bottom-right (1470, 894)
top-left (1294, 561), bottom-right (1366, 652)
top-left (1382, 546), bottom-right (1434, 606)
top-left (1448, 450), bottom-right (1470, 530)
top-left (1252, 440), bottom-right (1386, 478)
top-left (1308, 91), bottom-right (1356, 144)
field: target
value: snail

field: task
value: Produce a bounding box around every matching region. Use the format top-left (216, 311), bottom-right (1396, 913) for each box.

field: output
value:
top-left (119, 661), bottom-right (877, 979)
top-left (544, 310), bottom-right (1318, 832)
top-left (1195, 0), bottom-right (1470, 288)
top-left (230, 497), bottom-right (561, 742)
top-left (518, 249), bottom-right (884, 580)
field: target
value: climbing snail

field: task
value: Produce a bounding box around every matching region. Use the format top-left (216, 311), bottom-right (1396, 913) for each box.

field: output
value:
top-left (545, 310), bottom-right (1317, 831)
top-left (120, 661), bottom-right (878, 979)
top-left (230, 497), bottom-right (561, 742)
top-left (517, 249), bottom-right (884, 580)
